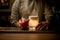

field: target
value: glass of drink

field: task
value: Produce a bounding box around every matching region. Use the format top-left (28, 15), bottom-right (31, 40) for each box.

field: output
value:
top-left (28, 16), bottom-right (39, 31)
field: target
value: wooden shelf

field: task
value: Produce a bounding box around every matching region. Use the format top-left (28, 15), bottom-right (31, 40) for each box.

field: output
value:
top-left (0, 9), bottom-right (11, 12)
top-left (0, 0), bottom-right (15, 12)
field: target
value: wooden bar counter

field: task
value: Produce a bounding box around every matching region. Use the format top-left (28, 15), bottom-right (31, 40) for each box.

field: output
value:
top-left (0, 27), bottom-right (60, 40)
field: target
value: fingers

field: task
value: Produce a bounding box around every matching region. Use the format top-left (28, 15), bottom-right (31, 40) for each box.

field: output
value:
top-left (36, 22), bottom-right (41, 31)
top-left (15, 21), bottom-right (23, 30)
top-left (36, 22), bottom-right (42, 29)
top-left (36, 21), bottom-right (48, 31)
top-left (39, 23), bottom-right (47, 30)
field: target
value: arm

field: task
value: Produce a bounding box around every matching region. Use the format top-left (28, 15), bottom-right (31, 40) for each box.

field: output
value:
top-left (44, 7), bottom-right (53, 22)
top-left (11, 0), bottom-right (29, 30)
top-left (44, 4), bottom-right (55, 30)
top-left (10, 0), bottom-right (21, 27)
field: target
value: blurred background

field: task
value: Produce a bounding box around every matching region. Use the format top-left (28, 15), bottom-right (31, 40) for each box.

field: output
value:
top-left (0, 0), bottom-right (15, 27)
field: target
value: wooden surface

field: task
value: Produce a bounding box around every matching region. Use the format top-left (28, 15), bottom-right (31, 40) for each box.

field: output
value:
top-left (0, 27), bottom-right (60, 40)
top-left (0, 33), bottom-right (60, 40)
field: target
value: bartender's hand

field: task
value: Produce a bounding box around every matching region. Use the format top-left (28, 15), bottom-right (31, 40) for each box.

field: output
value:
top-left (36, 21), bottom-right (48, 31)
top-left (16, 18), bottom-right (29, 30)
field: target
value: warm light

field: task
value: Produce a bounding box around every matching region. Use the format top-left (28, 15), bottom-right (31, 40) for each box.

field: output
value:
top-left (29, 20), bottom-right (38, 27)
top-left (28, 16), bottom-right (39, 31)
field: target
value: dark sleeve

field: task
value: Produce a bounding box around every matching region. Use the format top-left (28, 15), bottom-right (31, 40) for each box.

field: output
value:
top-left (44, 4), bottom-right (53, 21)
top-left (44, 3), bottom-right (55, 30)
